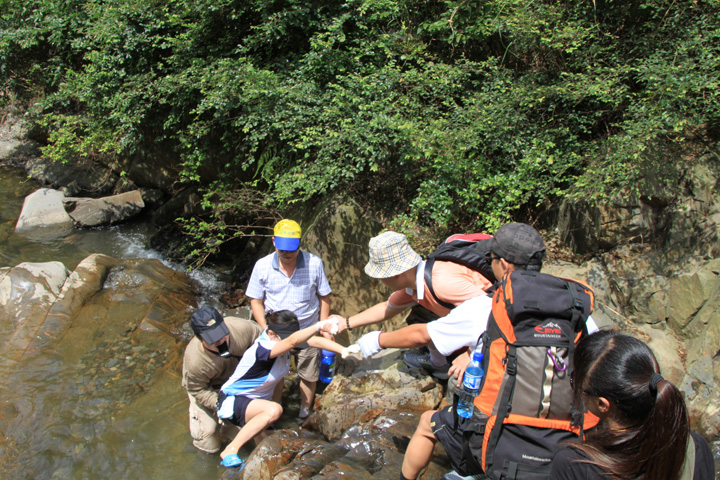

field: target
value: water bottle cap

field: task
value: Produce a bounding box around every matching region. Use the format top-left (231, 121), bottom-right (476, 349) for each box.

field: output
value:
top-left (473, 352), bottom-right (484, 362)
top-left (321, 349), bottom-right (336, 357)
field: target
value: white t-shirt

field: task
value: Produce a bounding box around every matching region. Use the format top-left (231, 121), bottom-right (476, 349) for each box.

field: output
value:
top-left (426, 295), bottom-right (599, 356)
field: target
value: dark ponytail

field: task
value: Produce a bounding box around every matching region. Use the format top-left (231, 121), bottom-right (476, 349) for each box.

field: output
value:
top-left (570, 330), bottom-right (690, 480)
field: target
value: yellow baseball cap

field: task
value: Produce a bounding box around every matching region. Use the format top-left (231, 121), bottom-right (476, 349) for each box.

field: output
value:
top-left (274, 219), bottom-right (301, 251)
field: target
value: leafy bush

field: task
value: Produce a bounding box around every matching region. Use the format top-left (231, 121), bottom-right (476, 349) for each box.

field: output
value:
top-left (1, 0), bottom-right (718, 263)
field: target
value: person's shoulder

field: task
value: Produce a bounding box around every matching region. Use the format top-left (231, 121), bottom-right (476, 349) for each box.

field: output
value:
top-left (226, 316), bottom-right (261, 330)
top-left (182, 336), bottom-right (212, 370)
top-left (553, 445), bottom-right (587, 463)
top-left (183, 336), bottom-right (202, 360)
top-left (433, 259), bottom-right (478, 275)
top-left (225, 316), bottom-right (262, 332)
top-left (456, 294), bottom-right (492, 310)
top-left (253, 252), bottom-right (275, 265)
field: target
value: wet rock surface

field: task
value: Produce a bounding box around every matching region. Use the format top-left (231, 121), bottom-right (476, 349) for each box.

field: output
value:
top-left (221, 350), bottom-right (449, 480)
top-left (0, 254), bottom-right (199, 480)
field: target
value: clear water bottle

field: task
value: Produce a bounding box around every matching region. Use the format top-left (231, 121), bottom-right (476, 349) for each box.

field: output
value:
top-left (457, 352), bottom-right (484, 418)
top-left (319, 349), bottom-right (337, 383)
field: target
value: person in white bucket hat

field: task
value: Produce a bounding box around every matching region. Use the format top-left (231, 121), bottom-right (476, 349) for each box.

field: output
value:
top-left (321, 231), bottom-right (492, 380)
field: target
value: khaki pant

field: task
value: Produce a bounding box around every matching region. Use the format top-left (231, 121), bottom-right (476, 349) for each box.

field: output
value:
top-left (187, 393), bottom-right (239, 453)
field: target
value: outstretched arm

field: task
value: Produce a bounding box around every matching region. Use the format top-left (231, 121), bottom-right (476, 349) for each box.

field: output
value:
top-left (356, 324), bottom-right (433, 358)
top-left (268, 319), bottom-right (339, 358)
top-left (324, 301), bottom-right (406, 334)
top-left (379, 324), bottom-right (432, 349)
top-left (307, 335), bottom-right (344, 355)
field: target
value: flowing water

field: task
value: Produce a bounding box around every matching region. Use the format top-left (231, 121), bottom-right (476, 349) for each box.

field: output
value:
top-left (0, 166), bottom-right (256, 479)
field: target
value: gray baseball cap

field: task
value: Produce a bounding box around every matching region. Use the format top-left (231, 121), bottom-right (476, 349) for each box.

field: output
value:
top-left (490, 223), bottom-right (545, 266)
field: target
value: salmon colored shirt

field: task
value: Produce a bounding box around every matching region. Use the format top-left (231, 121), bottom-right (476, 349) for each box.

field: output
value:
top-left (387, 260), bottom-right (492, 316)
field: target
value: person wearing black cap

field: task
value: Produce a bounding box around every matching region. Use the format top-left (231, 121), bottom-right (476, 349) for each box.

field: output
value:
top-left (354, 224), bottom-right (568, 374)
top-left (215, 311), bottom-right (354, 468)
top-left (356, 223), bottom-right (599, 480)
top-left (181, 306), bottom-right (263, 454)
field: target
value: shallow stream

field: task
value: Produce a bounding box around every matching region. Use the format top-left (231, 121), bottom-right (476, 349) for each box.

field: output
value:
top-left (0, 166), bottom-right (258, 479)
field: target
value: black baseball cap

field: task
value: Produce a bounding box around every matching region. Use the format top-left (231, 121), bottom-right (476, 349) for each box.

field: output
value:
top-left (490, 223), bottom-right (546, 266)
top-left (190, 306), bottom-right (230, 344)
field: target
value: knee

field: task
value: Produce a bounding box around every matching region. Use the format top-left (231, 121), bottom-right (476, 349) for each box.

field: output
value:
top-left (189, 411), bottom-right (221, 453)
top-left (420, 410), bottom-right (435, 426)
top-left (268, 403), bottom-right (283, 422)
top-left (417, 410), bottom-right (437, 436)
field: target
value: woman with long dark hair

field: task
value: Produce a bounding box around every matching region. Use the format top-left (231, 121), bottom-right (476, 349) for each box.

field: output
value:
top-left (550, 330), bottom-right (714, 480)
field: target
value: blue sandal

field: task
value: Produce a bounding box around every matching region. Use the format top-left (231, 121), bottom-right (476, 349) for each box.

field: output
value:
top-left (220, 453), bottom-right (244, 468)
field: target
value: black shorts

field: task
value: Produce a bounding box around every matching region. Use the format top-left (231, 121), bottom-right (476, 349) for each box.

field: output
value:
top-left (217, 392), bottom-right (253, 427)
top-left (431, 405), bottom-right (486, 476)
top-left (431, 406), bottom-right (469, 471)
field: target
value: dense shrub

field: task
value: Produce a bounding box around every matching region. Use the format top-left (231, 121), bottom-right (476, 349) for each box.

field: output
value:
top-left (1, 0), bottom-right (718, 262)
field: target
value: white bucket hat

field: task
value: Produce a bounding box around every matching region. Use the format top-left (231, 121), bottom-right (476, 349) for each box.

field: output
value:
top-left (364, 231), bottom-right (422, 278)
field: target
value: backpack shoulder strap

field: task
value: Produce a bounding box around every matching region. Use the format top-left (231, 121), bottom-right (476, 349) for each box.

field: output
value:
top-left (680, 434), bottom-right (696, 480)
top-left (423, 257), bottom-right (455, 310)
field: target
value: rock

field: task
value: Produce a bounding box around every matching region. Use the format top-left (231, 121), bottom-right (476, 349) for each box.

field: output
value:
top-left (25, 156), bottom-right (119, 198)
top-left (64, 190), bottom-right (145, 227)
top-left (0, 113), bottom-right (41, 163)
top-left (14, 188), bottom-right (74, 233)
top-left (0, 261), bottom-right (70, 323)
top-left (225, 349), bottom-right (445, 479)
top-left (667, 270), bottom-right (718, 332)
top-left (138, 187), bottom-right (166, 209)
top-left (240, 430), bottom-right (346, 480)
top-left (311, 349), bottom-right (443, 441)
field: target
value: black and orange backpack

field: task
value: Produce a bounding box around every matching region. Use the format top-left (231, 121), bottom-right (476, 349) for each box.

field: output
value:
top-left (463, 269), bottom-right (599, 479)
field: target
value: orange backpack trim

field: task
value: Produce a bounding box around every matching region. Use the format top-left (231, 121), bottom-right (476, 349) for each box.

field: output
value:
top-left (472, 271), bottom-right (596, 474)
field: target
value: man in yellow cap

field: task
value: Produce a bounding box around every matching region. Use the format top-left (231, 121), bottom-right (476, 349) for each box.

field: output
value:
top-left (245, 219), bottom-right (332, 422)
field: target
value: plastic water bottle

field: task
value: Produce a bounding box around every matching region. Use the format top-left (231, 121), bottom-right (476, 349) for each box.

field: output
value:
top-left (319, 349), bottom-right (337, 383)
top-left (457, 352), bottom-right (484, 418)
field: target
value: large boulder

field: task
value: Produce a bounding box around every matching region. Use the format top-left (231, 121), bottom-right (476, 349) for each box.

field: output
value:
top-left (311, 349), bottom-right (443, 441)
top-left (557, 160), bottom-right (720, 258)
top-left (64, 190), bottom-right (145, 227)
top-left (14, 188), bottom-right (74, 233)
top-left (299, 195), bottom-right (391, 342)
top-left (24, 156), bottom-right (123, 198)
top-left (0, 261), bottom-right (70, 327)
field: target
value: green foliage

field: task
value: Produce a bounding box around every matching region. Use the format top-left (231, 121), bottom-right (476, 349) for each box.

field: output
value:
top-left (2, 0), bottom-right (719, 264)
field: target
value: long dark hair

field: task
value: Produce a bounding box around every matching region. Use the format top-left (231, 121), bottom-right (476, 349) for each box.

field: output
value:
top-left (571, 330), bottom-right (690, 480)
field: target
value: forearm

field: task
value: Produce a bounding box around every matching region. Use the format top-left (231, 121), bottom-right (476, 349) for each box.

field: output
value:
top-left (347, 301), bottom-right (402, 330)
top-left (250, 298), bottom-right (267, 328)
top-left (307, 335), bottom-right (344, 355)
top-left (378, 324), bottom-right (432, 349)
